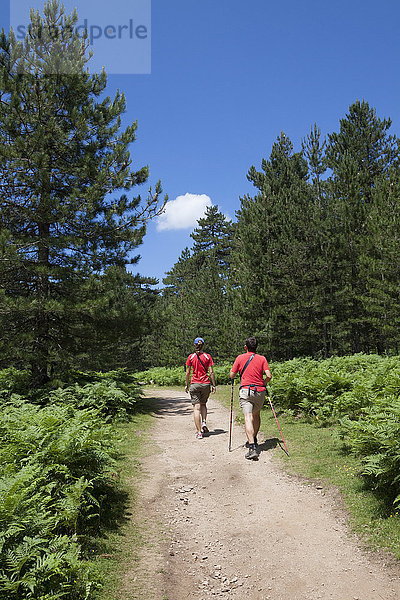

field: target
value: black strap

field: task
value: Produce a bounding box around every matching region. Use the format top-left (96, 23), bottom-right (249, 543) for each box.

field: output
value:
top-left (239, 354), bottom-right (255, 379)
top-left (196, 352), bottom-right (208, 374)
top-left (239, 354), bottom-right (256, 395)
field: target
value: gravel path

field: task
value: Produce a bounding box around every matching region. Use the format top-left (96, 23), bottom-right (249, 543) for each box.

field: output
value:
top-left (121, 390), bottom-right (399, 600)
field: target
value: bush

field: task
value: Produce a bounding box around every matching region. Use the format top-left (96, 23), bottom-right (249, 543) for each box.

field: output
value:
top-left (339, 397), bottom-right (400, 508)
top-left (0, 369), bottom-right (143, 422)
top-left (134, 366), bottom-right (184, 386)
top-left (48, 381), bottom-right (142, 421)
top-left (269, 354), bottom-right (400, 422)
top-left (0, 402), bottom-right (117, 599)
top-left (268, 354), bottom-right (400, 510)
top-left (70, 368), bottom-right (141, 386)
top-left (0, 533), bottom-right (92, 600)
top-left (0, 368), bottom-right (151, 598)
top-left (0, 368), bottom-right (30, 399)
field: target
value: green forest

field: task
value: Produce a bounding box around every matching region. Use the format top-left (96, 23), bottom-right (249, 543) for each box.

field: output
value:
top-left (1, 4), bottom-right (400, 379)
top-left (0, 2), bottom-right (399, 599)
top-left (147, 105), bottom-right (400, 367)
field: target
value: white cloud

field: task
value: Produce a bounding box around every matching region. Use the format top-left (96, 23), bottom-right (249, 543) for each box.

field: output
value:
top-left (156, 193), bottom-right (213, 231)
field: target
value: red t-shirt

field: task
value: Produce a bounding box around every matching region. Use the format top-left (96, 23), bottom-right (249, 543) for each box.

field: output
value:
top-left (186, 352), bottom-right (214, 384)
top-left (231, 352), bottom-right (270, 391)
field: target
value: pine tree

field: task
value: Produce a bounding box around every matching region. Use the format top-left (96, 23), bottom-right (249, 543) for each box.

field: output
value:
top-left (190, 205), bottom-right (235, 271)
top-left (0, 1), bottom-right (164, 382)
top-left (163, 248), bottom-right (200, 361)
top-left (302, 124), bottom-right (326, 206)
top-left (301, 124), bottom-right (337, 357)
top-left (233, 133), bottom-right (318, 359)
top-left (73, 267), bottom-right (159, 372)
top-left (325, 100), bottom-right (399, 353)
top-left (145, 207), bottom-right (235, 365)
top-left (359, 174), bottom-right (400, 353)
top-left (326, 100), bottom-right (397, 204)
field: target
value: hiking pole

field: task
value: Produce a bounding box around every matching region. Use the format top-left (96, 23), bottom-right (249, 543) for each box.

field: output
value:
top-left (228, 379), bottom-right (234, 452)
top-left (266, 388), bottom-right (289, 456)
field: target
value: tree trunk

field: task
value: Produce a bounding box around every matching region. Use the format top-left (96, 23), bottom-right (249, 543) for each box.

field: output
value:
top-left (31, 221), bottom-right (50, 386)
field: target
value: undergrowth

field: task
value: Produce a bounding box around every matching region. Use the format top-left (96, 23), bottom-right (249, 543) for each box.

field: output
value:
top-left (0, 368), bottom-right (147, 599)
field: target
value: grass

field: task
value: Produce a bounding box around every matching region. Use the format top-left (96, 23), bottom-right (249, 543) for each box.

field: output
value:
top-left (214, 385), bottom-right (400, 560)
top-left (89, 397), bottom-right (158, 600)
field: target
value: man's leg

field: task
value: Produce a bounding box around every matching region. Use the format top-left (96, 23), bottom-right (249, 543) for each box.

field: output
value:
top-left (199, 402), bottom-right (207, 423)
top-left (244, 411), bottom-right (256, 444)
top-left (199, 385), bottom-right (210, 434)
top-left (240, 393), bottom-right (258, 458)
top-left (240, 393), bottom-right (256, 444)
top-left (253, 410), bottom-right (261, 439)
top-left (244, 410), bottom-right (258, 460)
top-left (193, 403), bottom-right (202, 433)
top-left (199, 402), bottom-right (210, 434)
top-left (245, 392), bottom-right (264, 443)
top-left (243, 403), bottom-right (261, 460)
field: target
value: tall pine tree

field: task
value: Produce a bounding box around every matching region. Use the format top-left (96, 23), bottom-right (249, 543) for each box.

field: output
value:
top-left (233, 133), bottom-right (318, 359)
top-left (0, 1), bottom-right (164, 382)
top-left (145, 206), bottom-right (235, 365)
top-left (325, 100), bottom-right (399, 353)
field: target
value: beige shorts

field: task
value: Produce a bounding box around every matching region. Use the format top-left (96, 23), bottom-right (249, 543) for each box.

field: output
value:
top-left (239, 388), bottom-right (265, 414)
top-left (189, 383), bottom-right (211, 405)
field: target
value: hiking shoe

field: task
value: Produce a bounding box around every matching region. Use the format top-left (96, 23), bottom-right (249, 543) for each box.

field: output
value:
top-left (245, 447), bottom-right (259, 460)
top-left (245, 436), bottom-right (258, 448)
top-left (195, 432), bottom-right (203, 439)
top-left (201, 423), bottom-right (209, 435)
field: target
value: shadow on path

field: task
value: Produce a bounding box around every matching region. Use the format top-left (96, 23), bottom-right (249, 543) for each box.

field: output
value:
top-left (143, 395), bottom-right (192, 418)
top-left (206, 428), bottom-right (226, 437)
top-left (258, 437), bottom-right (280, 452)
top-left (144, 395), bottom-right (224, 424)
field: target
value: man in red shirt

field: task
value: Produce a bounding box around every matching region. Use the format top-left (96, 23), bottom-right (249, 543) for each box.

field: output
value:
top-left (185, 337), bottom-right (216, 439)
top-left (229, 336), bottom-right (272, 460)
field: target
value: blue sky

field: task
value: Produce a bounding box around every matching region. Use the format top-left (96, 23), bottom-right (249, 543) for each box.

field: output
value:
top-left (3, 1), bottom-right (400, 283)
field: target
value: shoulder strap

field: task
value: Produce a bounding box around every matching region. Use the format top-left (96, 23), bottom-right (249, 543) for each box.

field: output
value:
top-left (240, 354), bottom-right (255, 379)
top-left (196, 353), bottom-right (208, 374)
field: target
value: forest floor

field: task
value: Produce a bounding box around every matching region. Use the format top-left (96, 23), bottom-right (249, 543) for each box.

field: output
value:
top-left (118, 389), bottom-right (400, 600)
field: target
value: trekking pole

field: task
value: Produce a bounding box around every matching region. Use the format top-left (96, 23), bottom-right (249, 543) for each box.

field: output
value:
top-left (266, 388), bottom-right (289, 456)
top-left (228, 379), bottom-right (234, 452)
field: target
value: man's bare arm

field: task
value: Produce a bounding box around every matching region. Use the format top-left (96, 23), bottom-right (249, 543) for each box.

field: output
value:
top-left (209, 366), bottom-right (216, 391)
top-left (264, 369), bottom-right (272, 385)
top-left (185, 367), bottom-right (192, 392)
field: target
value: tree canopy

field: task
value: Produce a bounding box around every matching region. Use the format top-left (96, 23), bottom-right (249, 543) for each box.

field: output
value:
top-left (0, 1), bottom-right (164, 382)
top-left (0, 4), bottom-right (398, 372)
top-left (145, 101), bottom-right (400, 364)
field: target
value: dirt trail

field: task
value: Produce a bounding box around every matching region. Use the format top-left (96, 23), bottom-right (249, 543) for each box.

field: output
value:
top-left (122, 390), bottom-right (399, 600)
